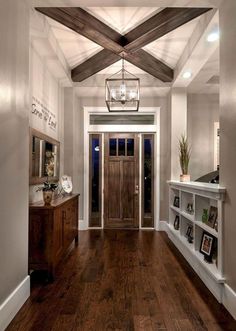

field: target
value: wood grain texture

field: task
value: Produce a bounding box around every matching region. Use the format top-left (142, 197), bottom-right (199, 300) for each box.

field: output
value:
top-left (124, 8), bottom-right (212, 52)
top-left (29, 195), bottom-right (79, 280)
top-left (104, 133), bottom-right (139, 228)
top-left (37, 7), bottom-right (211, 82)
top-left (7, 230), bottom-right (236, 331)
top-left (36, 7), bottom-right (174, 82)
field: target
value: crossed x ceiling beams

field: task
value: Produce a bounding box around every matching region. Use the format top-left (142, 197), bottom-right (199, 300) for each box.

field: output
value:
top-left (36, 7), bottom-right (212, 83)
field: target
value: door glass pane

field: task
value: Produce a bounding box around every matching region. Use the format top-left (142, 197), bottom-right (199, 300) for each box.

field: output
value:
top-left (127, 139), bottom-right (134, 156)
top-left (92, 138), bottom-right (100, 213)
top-left (109, 138), bottom-right (117, 156)
top-left (118, 139), bottom-right (125, 156)
top-left (144, 138), bottom-right (152, 214)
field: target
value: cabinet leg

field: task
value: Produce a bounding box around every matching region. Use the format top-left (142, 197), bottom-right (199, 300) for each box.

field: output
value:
top-left (75, 233), bottom-right (79, 245)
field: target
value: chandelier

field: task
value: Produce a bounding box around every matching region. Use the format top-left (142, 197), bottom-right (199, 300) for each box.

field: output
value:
top-left (105, 57), bottom-right (140, 112)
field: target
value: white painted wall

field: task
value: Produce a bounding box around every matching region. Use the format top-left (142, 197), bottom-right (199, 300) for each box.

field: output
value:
top-left (29, 44), bottom-right (65, 203)
top-left (75, 95), bottom-right (171, 222)
top-left (64, 89), bottom-right (82, 217)
top-left (219, 0), bottom-right (236, 297)
top-left (187, 93), bottom-right (219, 180)
top-left (0, 0), bottom-right (30, 328)
top-left (170, 88), bottom-right (188, 180)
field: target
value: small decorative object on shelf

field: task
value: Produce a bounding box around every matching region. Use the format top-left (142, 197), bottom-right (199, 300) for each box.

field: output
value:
top-left (173, 196), bottom-right (180, 208)
top-left (202, 208), bottom-right (208, 223)
top-left (60, 175), bottom-right (73, 194)
top-left (214, 219), bottom-right (218, 232)
top-left (205, 206), bottom-right (218, 229)
top-left (174, 215), bottom-right (180, 230)
top-left (186, 203), bottom-right (194, 214)
top-left (200, 231), bottom-right (216, 263)
top-left (37, 180), bottom-right (58, 205)
top-left (179, 134), bottom-right (191, 182)
top-left (186, 225), bottom-right (193, 243)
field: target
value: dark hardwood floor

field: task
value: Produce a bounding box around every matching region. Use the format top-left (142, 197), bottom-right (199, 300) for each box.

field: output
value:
top-left (7, 230), bottom-right (236, 331)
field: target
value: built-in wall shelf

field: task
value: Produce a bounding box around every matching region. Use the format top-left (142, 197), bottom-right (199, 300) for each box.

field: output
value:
top-left (167, 180), bottom-right (226, 302)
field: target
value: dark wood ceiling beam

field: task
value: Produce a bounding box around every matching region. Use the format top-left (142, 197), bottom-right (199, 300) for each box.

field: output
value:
top-left (36, 7), bottom-right (124, 54)
top-left (125, 49), bottom-right (174, 82)
top-left (72, 49), bottom-right (174, 82)
top-left (124, 7), bottom-right (211, 52)
top-left (37, 7), bottom-right (210, 82)
top-left (72, 49), bottom-right (120, 82)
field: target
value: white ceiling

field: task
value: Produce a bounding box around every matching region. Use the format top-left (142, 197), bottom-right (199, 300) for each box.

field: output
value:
top-left (32, 0), bottom-right (222, 8)
top-left (188, 48), bottom-right (219, 94)
top-left (47, 8), bottom-right (201, 71)
top-left (31, 6), bottom-right (220, 95)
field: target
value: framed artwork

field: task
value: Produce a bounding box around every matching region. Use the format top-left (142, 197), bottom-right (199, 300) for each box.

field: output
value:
top-left (200, 231), bottom-right (215, 263)
top-left (173, 196), bottom-right (180, 208)
top-left (205, 206), bottom-right (218, 228)
top-left (174, 215), bottom-right (180, 230)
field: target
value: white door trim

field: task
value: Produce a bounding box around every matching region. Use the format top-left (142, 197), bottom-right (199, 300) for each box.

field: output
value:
top-left (83, 107), bottom-right (160, 231)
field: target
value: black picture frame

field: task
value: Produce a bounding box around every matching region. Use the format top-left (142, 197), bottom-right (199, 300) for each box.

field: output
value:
top-left (173, 196), bottom-right (180, 208)
top-left (174, 215), bottom-right (180, 230)
top-left (200, 231), bottom-right (215, 263)
top-left (186, 203), bottom-right (194, 214)
top-left (186, 225), bottom-right (193, 238)
top-left (205, 206), bottom-right (218, 229)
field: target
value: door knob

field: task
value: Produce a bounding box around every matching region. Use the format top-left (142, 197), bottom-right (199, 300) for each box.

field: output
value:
top-left (134, 185), bottom-right (139, 195)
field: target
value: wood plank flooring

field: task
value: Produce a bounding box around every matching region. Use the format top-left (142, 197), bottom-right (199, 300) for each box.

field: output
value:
top-left (6, 230), bottom-right (236, 331)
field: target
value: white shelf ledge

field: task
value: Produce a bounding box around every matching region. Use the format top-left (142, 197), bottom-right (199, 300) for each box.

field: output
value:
top-left (168, 224), bottom-right (224, 283)
top-left (195, 221), bottom-right (218, 238)
top-left (170, 205), bottom-right (180, 213)
top-left (181, 210), bottom-right (195, 223)
top-left (168, 180), bottom-right (226, 194)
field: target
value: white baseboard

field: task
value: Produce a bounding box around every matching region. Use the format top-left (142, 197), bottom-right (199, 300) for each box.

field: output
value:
top-left (0, 276), bottom-right (30, 331)
top-left (79, 219), bottom-right (88, 231)
top-left (156, 220), bottom-right (168, 231)
top-left (223, 284), bottom-right (236, 320)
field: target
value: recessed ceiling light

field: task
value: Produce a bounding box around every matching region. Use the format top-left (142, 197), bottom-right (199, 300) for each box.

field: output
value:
top-left (182, 71), bottom-right (192, 79)
top-left (207, 31), bottom-right (220, 42)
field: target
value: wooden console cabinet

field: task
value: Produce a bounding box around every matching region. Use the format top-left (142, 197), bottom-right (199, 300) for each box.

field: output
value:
top-left (29, 194), bottom-right (79, 280)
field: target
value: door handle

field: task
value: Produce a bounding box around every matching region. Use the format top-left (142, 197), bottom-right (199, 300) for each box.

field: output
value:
top-left (134, 185), bottom-right (139, 195)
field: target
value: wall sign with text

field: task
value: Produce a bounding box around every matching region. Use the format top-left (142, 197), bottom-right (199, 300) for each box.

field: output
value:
top-left (31, 96), bottom-right (57, 131)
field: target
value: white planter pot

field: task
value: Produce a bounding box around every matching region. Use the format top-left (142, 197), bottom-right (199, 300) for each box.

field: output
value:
top-left (180, 174), bottom-right (190, 182)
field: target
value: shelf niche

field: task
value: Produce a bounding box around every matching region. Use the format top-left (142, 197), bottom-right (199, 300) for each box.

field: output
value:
top-left (168, 180), bottom-right (226, 302)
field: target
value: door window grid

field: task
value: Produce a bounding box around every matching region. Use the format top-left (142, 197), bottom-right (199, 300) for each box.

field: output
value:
top-left (109, 138), bottom-right (134, 157)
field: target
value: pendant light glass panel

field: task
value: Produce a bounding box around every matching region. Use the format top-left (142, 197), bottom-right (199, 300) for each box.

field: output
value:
top-left (105, 60), bottom-right (140, 112)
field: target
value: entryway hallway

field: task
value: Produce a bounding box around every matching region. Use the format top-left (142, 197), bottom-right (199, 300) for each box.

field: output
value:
top-left (7, 230), bottom-right (236, 331)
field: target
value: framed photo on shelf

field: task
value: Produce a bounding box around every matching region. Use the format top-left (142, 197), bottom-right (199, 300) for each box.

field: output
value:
top-left (205, 206), bottom-right (218, 228)
top-left (200, 231), bottom-right (216, 263)
top-left (186, 225), bottom-right (193, 237)
top-left (186, 203), bottom-right (194, 214)
top-left (173, 196), bottom-right (180, 208)
top-left (174, 215), bottom-right (180, 230)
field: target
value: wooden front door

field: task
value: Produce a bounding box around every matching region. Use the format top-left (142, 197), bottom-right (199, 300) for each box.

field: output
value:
top-left (104, 133), bottom-right (139, 228)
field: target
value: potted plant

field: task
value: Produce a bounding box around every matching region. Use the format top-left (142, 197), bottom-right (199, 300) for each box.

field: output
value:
top-left (37, 181), bottom-right (58, 205)
top-left (179, 134), bottom-right (191, 182)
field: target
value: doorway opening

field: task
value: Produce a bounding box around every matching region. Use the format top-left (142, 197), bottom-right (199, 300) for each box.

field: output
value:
top-left (89, 132), bottom-right (154, 229)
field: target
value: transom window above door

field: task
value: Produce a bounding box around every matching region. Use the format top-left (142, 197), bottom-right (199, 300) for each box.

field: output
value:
top-left (109, 138), bottom-right (134, 157)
